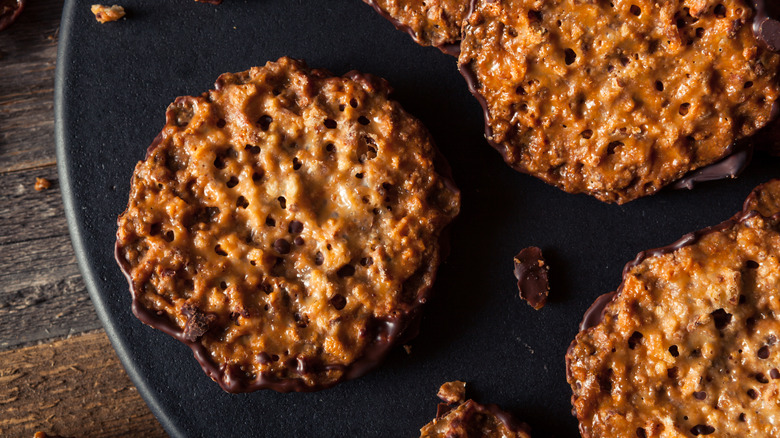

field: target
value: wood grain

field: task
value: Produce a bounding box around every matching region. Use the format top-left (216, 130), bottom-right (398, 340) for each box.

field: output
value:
top-left (0, 165), bottom-right (101, 351)
top-left (0, 0), bottom-right (62, 174)
top-left (0, 330), bottom-right (168, 438)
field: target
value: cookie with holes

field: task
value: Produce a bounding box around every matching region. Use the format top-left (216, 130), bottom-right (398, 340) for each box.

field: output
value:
top-left (363, 0), bottom-right (469, 53)
top-left (567, 180), bottom-right (780, 437)
top-left (420, 381), bottom-right (532, 438)
top-left (115, 57), bottom-right (460, 393)
top-left (459, 0), bottom-right (780, 203)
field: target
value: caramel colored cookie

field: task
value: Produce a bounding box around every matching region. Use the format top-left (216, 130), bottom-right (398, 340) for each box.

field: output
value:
top-left (421, 382), bottom-right (531, 438)
top-left (115, 57), bottom-right (460, 392)
top-left (567, 180), bottom-right (780, 437)
top-left (460, 0), bottom-right (780, 203)
top-left (363, 0), bottom-right (469, 52)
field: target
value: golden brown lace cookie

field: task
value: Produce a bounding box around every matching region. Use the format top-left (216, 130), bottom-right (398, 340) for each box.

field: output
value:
top-left (567, 180), bottom-right (780, 437)
top-left (115, 57), bottom-right (460, 393)
top-left (363, 0), bottom-right (469, 53)
top-left (459, 0), bottom-right (780, 203)
top-left (420, 381), bottom-right (532, 437)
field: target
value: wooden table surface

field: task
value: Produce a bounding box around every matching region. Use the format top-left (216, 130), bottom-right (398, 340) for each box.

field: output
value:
top-left (1, 1), bottom-right (167, 436)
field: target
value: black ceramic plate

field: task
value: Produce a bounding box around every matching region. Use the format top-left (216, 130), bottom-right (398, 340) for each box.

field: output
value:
top-left (54, 1), bottom-right (780, 436)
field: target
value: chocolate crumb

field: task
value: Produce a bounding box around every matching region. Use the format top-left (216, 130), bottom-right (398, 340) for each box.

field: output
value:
top-left (182, 303), bottom-right (217, 342)
top-left (513, 246), bottom-right (549, 310)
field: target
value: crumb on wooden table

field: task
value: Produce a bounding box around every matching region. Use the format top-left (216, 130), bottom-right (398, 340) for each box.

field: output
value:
top-left (90, 4), bottom-right (125, 23)
top-left (34, 177), bottom-right (51, 191)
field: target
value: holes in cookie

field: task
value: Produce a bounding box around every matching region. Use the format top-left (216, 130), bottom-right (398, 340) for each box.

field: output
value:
top-left (257, 115), bottom-right (273, 131)
top-left (150, 222), bottom-right (162, 236)
top-left (628, 331), bottom-right (643, 349)
top-left (325, 143), bottom-right (336, 154)
top-left (527, 10), bottom-right (541, 22)
top-left (294, 237), bottom-right (304, 246)
top-left (711, 308), bottom-right (732, 330)
top-left (314, 251), bottom-right (324, 266)
top-left (288, 220), bottom-right (304, 234)
top-left (293, 312), bottom-right (309, 328)
top-left (245, 144), bottom-right (261, 154)
top-left (358, 116), bottom-right (370, 125)
top-left (679, 103), bottom-right (691, 116)
top-left (771, 368), bottom-right (780, 379)
top-left (564, 48), bottom-right (577, 65)
top-left (607, 141), bottom-right (624, 155)
top-left (756, 373), bottom-right (769, 384)
top-left (214, 244), bottom-right (227, 256)
top-left (747, 388), bottom-right (759, 400)
top-left (324, 118), bottom-right (337, 129)
top-left (350, 98), bottom-right (358, 108)
top-left (330, 294), bottom-right (346, 310)
top-left (629, 5), bottom-right (641, 16)
top-left (355, 172), bottom-right (364, 179)
top-left (337, 264), bottom-right (355, 278)
top-left (164, 230), bottom-right (175, 242)
top-left (667, 366), bottom-right (679, 379)
top-left (236, 196), bottom-right (249, 209)
top-left (758, 346), bottom-right (770, 359)
top-left (690, 424), bottom-right (715, 435)
top-left (581, 129), bottom-right (593, 139)
top-left (746, 260), bottom-right (759, 269)
top-left (693, 391), bottom-right (706, 400)
top-left (278, 196), bottom-right (287, 209)
top-left (220, 281), bottom-right (228, 290)
top-left (744, 81), bottom-right (754, 89)
top-left (292, 157), bottom-right (302, 170)
top-left (216, 119), bottom-right (226, 129)
top-left (358, 136), bottom-right (378, 163)
top-left (655, 81), bottom-right (664, 92)
top-left (226, 176), bottom-right (239, 188)
top-left (739, 413), bottom-right (747, 422)
top-left (265, 216), bottom-right (276, 227)
top-left (274, 239), bottom-right (291, 255)
top-left (669, 345), bottom-right (680, 357)
top-left (516, 85), bottom-right (526, 95)
top-left (338, 104), bottom-right (346, 112)
top-left (214, 155), bottom-right (227, 170)
top-left (714, 4), bottom-right (726, 18)
top-left (252, 170), bottom-right (264, 182)
top-left (360, 257), bottom-right (373, 267)
top-left (636, 428), bottom-right (647, 438)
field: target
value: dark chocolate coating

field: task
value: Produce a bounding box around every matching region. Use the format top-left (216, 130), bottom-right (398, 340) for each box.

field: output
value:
top-left (513, 246), bottom-right (549, 310)
top-left (672, 142), bottom-right (754, 190)
top-left (0, 0), bottom-right (24, 32)
top-left (754, 0), bottom-right (780, 51)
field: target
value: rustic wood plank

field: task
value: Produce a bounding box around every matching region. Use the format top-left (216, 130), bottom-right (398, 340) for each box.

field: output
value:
top-left (0, 0), bottom-right (62, 174)
top-left (0, 165), bottom-right (102, 351)
top-left (0, 330), bottom-right (167, 437)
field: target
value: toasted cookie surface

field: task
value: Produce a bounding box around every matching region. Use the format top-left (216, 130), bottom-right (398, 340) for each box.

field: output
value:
top-left (115, 57), bottom-right (460, 392)
top-left (363, 0), bottom-right (469, 51)
top-left (460, 0), bottom-right (780, 203)
top-left (567, 181), bottom-right (780, 437)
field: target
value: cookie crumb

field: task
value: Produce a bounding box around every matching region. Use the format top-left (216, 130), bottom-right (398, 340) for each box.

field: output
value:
top-left (513, 246), bottom-right (549, 310)
top-left (90, 4), bottom-right (125, 23)
top-left (403, 344), bottom-right (412, 354)
top-left (437, 380), bottom-right (466, 404)
top-left (34, 177), bottom-right (51, 191)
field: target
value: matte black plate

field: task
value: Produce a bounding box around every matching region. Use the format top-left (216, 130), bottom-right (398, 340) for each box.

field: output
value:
top-left (55, 1), bottom-right (780, 436)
